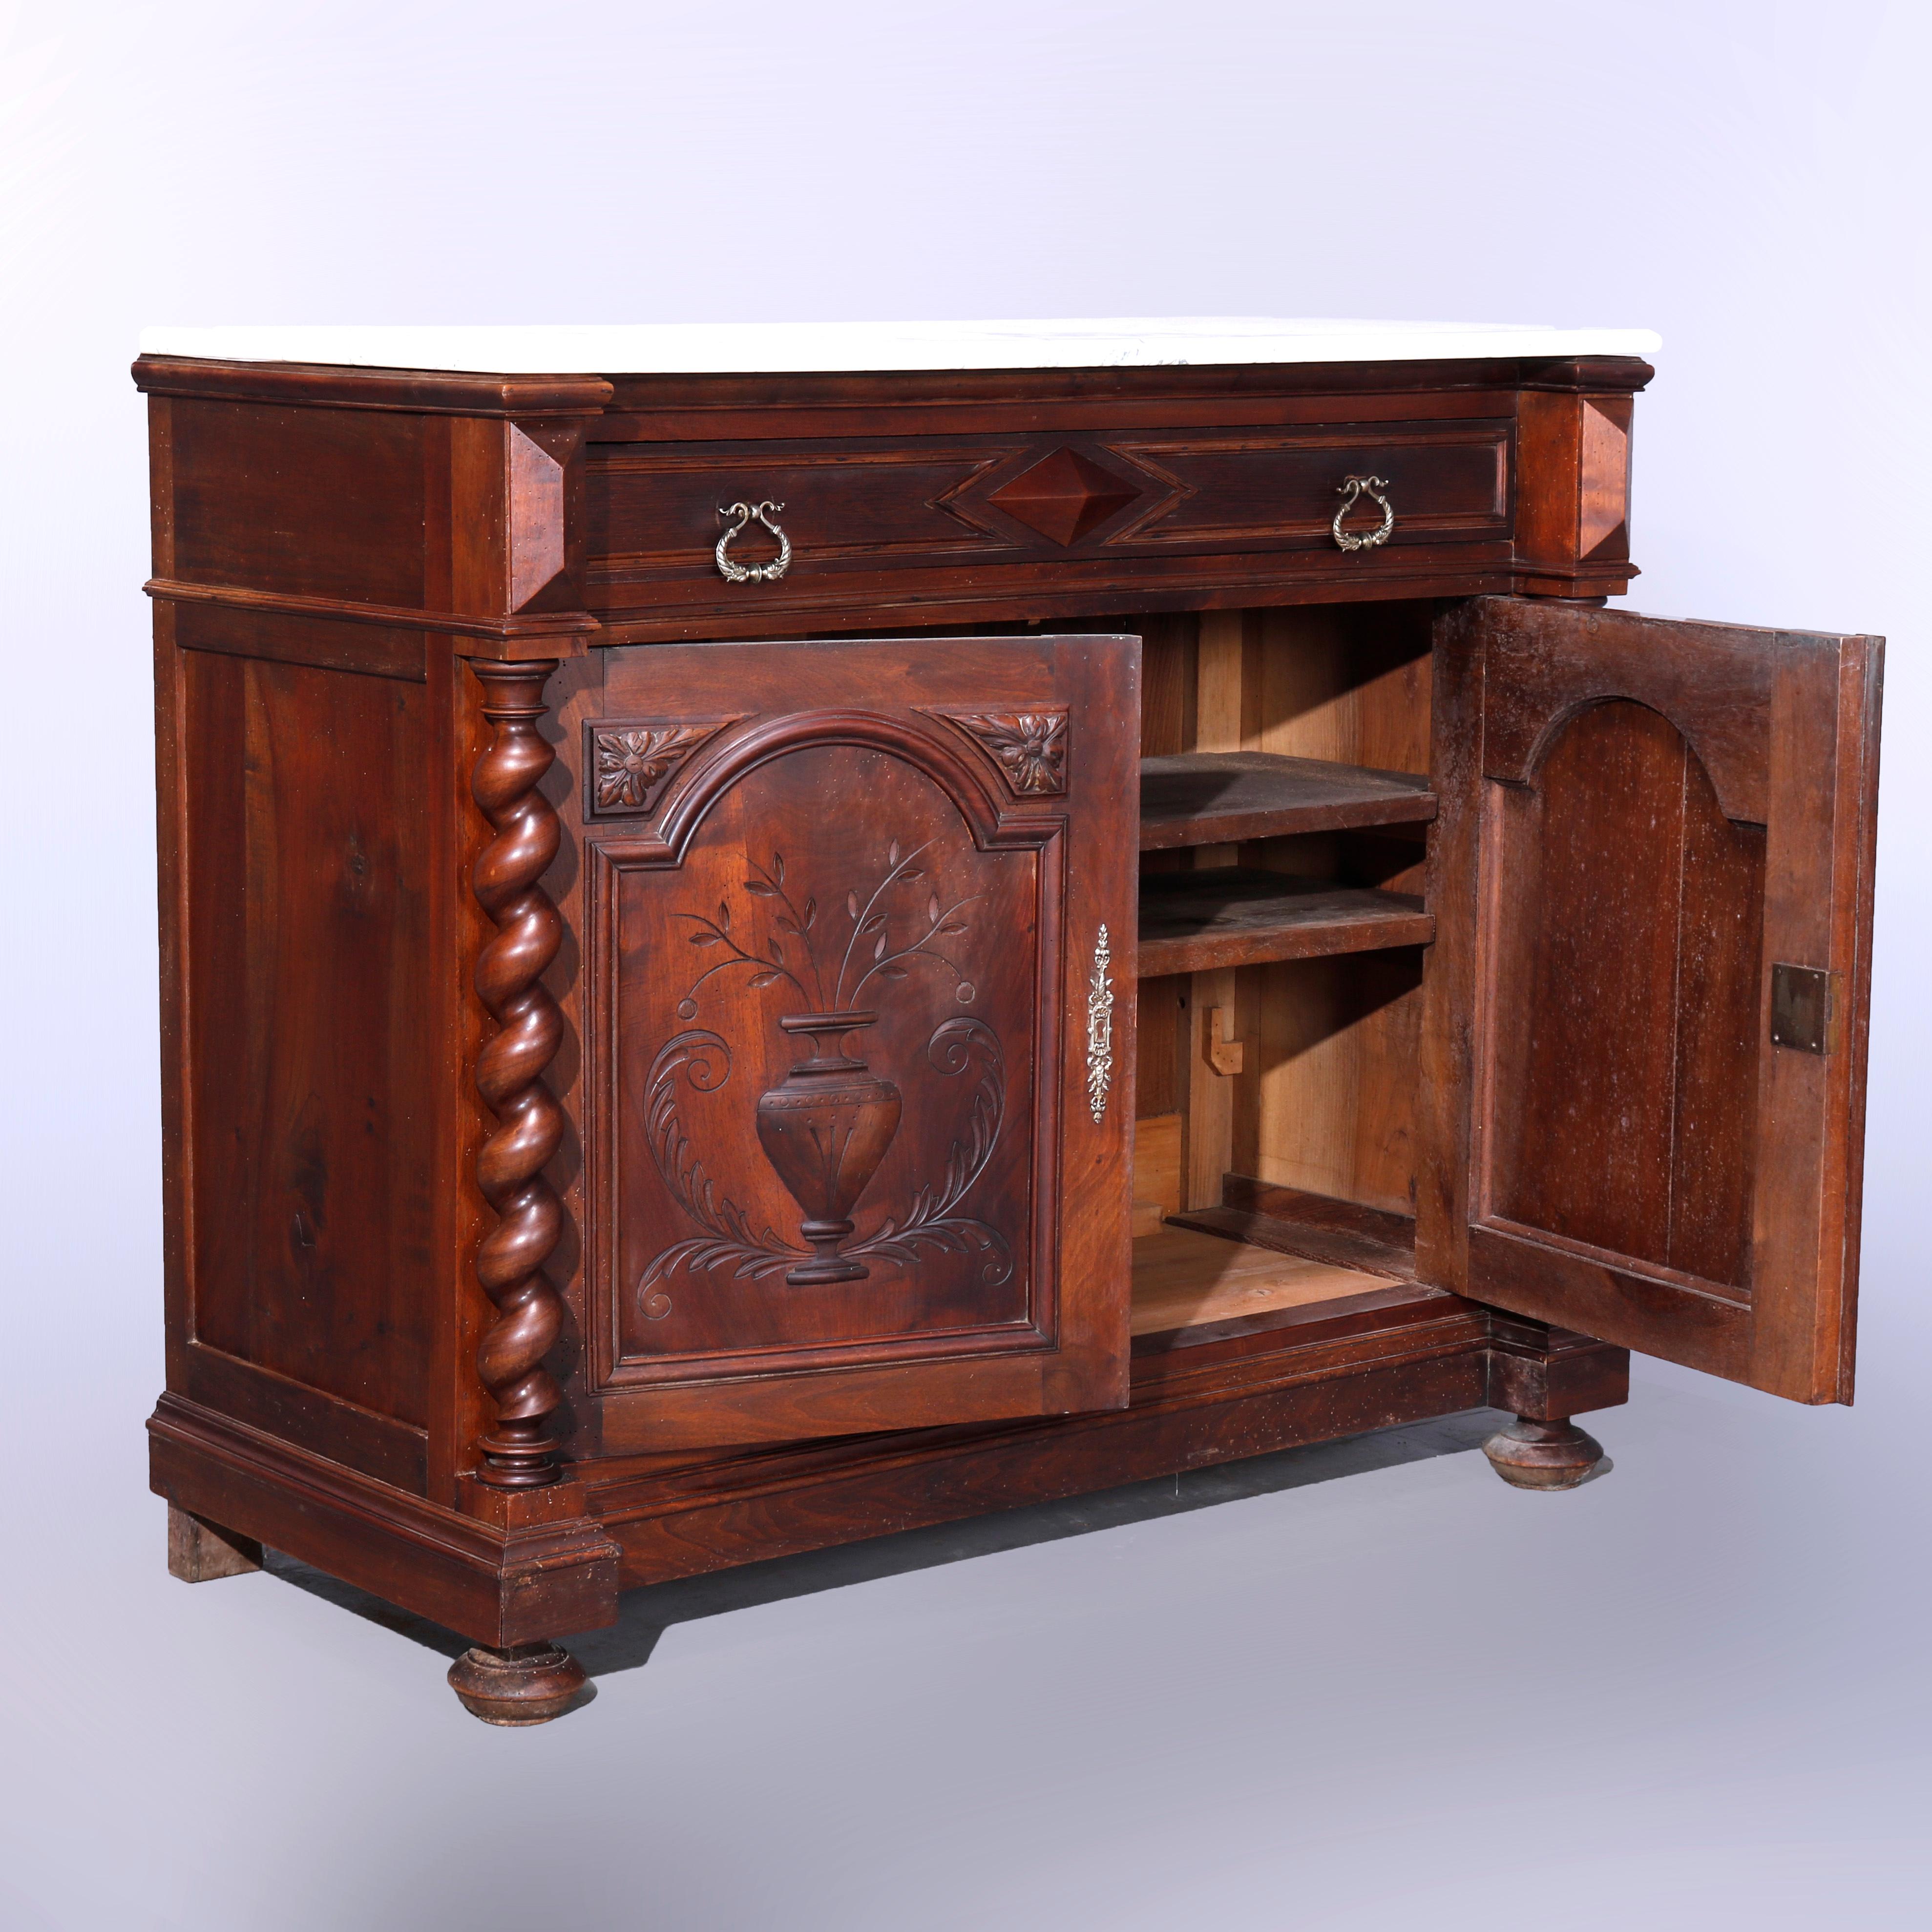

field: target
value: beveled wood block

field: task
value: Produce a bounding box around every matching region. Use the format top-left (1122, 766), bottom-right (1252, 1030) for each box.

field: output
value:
top-left (166, 1504), bottom-right (263, 1583)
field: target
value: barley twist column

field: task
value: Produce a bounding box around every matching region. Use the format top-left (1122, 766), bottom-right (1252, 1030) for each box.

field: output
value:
top-left (468, 658), bottom-right (567, 1488)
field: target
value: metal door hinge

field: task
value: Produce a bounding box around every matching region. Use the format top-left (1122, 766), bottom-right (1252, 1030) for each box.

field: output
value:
top-left (1769, 963), bottom-right (1842, 1055)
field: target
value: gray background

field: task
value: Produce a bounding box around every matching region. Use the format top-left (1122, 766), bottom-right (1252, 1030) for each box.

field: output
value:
top-left (5, 1), bottom-right (1927, 1926)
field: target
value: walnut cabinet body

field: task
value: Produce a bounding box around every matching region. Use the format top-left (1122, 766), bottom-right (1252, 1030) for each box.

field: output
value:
top-left (137, 332), bottom-right (1882, 1722)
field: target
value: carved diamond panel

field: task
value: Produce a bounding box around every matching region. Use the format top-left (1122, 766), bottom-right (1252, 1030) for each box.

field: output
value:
top-left (982, 447), bottom-right (1144, 546)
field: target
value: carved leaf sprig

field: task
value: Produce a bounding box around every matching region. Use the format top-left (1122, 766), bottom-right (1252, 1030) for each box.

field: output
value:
top-left (834, 839), bottom-right (981, 1009)
top-left (673, 841), bottom-right (982, 1023)
top-left (673, 853), bottom-right (821, 1019)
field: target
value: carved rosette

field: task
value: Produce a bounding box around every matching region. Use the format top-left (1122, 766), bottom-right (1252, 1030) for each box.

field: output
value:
top-left (587, 718), bottom-right (731, 816)
top-left (930, 710), bottom-right (1070, 796)
top-left (468, 659), bottom-right (569, 1488)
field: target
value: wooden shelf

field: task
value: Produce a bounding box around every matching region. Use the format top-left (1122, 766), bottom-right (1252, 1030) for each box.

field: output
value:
top-left (1140, 751), bottom-right (1436, 851)
top-left (1131, 1225), bottom-right (1386, 1337)
top-left (1169, 1178), bottom-right (1419, 1282)
top-left (1136, 866), bottom-right (1433, 976)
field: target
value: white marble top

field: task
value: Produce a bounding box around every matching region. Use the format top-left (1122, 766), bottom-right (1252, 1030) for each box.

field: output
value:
top-left (137, 317), bottom-right (1660, 376)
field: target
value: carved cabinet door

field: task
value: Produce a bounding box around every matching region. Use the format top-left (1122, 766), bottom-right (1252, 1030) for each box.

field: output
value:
top-left (1419, 597), bottom-right (1882, 1403)
top-left (581, 634), bottom-right (1138, 1451)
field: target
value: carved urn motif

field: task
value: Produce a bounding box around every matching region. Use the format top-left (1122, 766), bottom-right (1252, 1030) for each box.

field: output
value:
top-left (754, 1010), bottom-right (903, 1284)
top-left (640, 837), bottom-right (1009, 1315)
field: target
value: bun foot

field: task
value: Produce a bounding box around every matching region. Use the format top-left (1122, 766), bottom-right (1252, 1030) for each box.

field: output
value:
top-left (447, 1643), bottom-right (591, 1725)
top-left (1482, 1416), bottom-right (1605, 1491)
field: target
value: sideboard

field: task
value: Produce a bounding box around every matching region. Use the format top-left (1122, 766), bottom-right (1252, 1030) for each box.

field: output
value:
top-left (135, 320), bottom-right (1882, 1724)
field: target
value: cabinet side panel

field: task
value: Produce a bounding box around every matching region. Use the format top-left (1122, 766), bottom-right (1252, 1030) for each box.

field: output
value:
top-left (181, 648), bottom-right (438, 1431)
top-left (168, 399), bottom-right (428, 608)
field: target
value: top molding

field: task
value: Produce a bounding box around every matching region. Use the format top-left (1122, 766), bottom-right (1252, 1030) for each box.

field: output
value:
top-left (131, 357), bottom-right (615, 417)
top-left (135, 316), bottom-right (1662, 377)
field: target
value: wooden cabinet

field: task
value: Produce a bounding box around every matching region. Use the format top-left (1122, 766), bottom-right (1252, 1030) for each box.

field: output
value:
top-left (136, 321), bottom-right (1880, 1725)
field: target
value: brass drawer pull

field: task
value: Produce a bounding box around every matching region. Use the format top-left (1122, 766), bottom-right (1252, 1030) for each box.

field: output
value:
top-left (715, 499), bottom-right (792, 584)
top-left (1332, 474), bottom-right (1394, 551)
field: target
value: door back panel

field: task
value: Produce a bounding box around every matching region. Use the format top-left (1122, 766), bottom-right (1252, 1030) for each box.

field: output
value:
top-left (1419, 598), bottom-right (1881, 1403)
top-left (1484, 697), bottom-right (1765, 1292)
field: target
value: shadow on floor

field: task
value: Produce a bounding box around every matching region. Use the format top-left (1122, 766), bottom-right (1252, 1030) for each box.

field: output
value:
top-left (266, 1407), bottom-right (1510, 1681)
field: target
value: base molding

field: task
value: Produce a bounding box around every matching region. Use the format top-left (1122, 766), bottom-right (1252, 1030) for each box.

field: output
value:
top-left (148, 1307), bottom-right (1629, 1638)
top-left (589, 1302), bottom-right (1632, 1589)
top-left (148, 1394), bottom-right (621, 1647)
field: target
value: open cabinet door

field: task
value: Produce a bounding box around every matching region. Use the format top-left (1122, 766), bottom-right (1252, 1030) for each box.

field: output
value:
top-left (581, 634), bottom-right (1139, 1452)
top-left (1419, 597), bottom-right (1881, 1403)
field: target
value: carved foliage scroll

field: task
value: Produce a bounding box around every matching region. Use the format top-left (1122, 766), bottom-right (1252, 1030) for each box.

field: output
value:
top-left (638, 1013), bottom-right (1010, 1319)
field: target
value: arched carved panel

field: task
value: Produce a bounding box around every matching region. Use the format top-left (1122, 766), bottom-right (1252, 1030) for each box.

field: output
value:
top-left (609, 738), bottom-right (1047, 1364)
top-left (1474, 597), bottom-right (1777, 824)
top-left (651, 708), bottom-right (1020, 861)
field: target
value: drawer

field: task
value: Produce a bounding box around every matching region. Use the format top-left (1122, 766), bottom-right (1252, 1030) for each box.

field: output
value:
top-left (133, 350), bottom-right (1650, 647)
top-left (582, 420), bottom-right (1513, 636)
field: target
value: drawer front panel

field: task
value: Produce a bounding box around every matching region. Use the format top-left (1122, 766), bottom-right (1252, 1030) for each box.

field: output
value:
top-left (583, 420), bottom-right (1513, 630)
top-left (1107, 427), bottom-right (1508, 546)
top-left (588, 440), bottom-right (1027, 580)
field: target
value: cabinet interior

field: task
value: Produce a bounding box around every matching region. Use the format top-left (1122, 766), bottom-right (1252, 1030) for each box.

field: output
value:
top-left (1122, 598), bottom-right (1434, 1337)
top-left (808, 596), bottom-right (1436, 1339)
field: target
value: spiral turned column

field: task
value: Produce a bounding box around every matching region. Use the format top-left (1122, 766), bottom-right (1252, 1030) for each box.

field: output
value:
top-left (468, 659), bottom-right (568, 1489)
